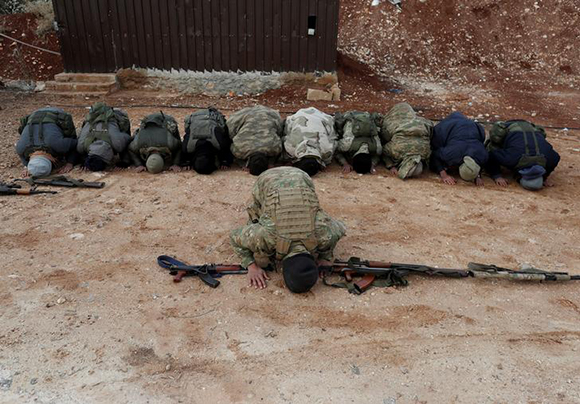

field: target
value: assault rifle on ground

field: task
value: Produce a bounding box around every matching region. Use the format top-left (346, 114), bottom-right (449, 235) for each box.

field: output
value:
top-left (0, 182), bottom-right (57, 196)
top-left (16, 175), bottom-right (105, 189)
top-left (157, 255), bottom-right (247, 288)
top-left (324, 257), bottom-right (580, 294)
top-left (158, 255), bottom-right (578, 293)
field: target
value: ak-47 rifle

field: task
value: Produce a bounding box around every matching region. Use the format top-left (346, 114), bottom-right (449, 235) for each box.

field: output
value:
top-left (324, 257), bottom-right (580, 294)
top-left (16, 175), bottom-right (105, 189)
top-left (0, 182), bottom-right (57, 196)
top-left (158, 255), bottom-right (579, 292)
top-left (157, 255), bottom-right (247, 288)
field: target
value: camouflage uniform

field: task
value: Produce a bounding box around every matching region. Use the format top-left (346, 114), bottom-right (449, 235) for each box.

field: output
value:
top-left (282, 107), bottom-right (337, 166)
top-left (334, 111), bottom-right (383, 166)
top-left (226, 105), bottom-right (283, 162)
top-left (230, 167), bottom-right (346, 268)
top-left (381, 103), bottom-right (433, 178)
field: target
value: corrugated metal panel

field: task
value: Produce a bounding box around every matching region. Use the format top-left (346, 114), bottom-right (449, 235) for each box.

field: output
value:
top-left (52, 0), bottom-right (339, 73)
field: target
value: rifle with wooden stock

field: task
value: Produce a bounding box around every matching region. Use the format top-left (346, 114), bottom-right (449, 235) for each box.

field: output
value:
top-left (158, 255), bottom-right (579, 293)
top-left (0, 182), bottom-right (57, 196)
top-left (323, 257), bottom-right (580, 294)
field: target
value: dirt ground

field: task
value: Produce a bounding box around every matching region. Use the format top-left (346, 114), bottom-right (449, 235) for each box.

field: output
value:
top-left (1, 81), bottom-right (580, 404)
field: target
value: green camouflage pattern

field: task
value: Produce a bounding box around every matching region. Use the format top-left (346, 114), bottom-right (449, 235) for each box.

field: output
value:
top-left (283, 107), bottom-right (337, 165)
top-left (230, 167), bottom-right (346, 268)
top-left (381, 103), bottom-right (433, 168)
top-left (226, 105), bottom-right (283, 160)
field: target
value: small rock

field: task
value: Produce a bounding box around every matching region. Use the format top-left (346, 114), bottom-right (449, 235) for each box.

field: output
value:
top-left (30, 378), bottom-right (38, 385)
top-left (69, 233), bottom-right (85, 240)
top-left (165, 364), bottom-right (171, 371)
top-left (307, 88), bottom-right (332, 101)
top-left (350, 364), bottom-right (361, 375)
top-left (57, 297), bottom-right (67, 305)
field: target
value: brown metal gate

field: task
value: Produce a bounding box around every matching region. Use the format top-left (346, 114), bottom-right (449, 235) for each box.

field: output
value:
top-left (52, 0), bottom-right (339, 73)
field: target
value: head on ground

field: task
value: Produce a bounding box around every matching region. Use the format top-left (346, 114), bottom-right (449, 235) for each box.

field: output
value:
top-left (146, 153), bottom-right (165, 174)
top-left (293, 157), bottom-right (320, 177)
top-left (352, 153), bottom-right (372, 174)
top-left (27, 156), bottom-right (52, 177)
top-left (84, 154), bottom-right (108, 172)
top-left (459, 156), bottom-right (481, 182)
top-left (519, 165), bottom-right (546, 191)
top-left (193, 141), bottom-right (217, 175)
top-left (248, 153), bottom-right (269, 176)
top-left (282, 253), bottom-right (319, 293)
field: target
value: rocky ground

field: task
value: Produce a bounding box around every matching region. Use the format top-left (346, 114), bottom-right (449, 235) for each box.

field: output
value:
top-left (1, 0), bottom-right (580, 402)
top-left (0, 86), bottom-right (580, 403)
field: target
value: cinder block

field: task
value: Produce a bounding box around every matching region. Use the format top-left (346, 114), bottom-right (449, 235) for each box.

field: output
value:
top-left (307, 88), bottom-right (332, 101)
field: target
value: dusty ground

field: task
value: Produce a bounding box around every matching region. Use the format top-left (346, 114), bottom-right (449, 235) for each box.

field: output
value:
top-left (1, 86), bottom-right (580, 404)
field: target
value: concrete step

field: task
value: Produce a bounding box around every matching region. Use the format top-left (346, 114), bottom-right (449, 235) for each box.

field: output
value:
top-left (54, 73), bottom-right (117, 83)
top-left (45, 80), bottom-right (119, 94)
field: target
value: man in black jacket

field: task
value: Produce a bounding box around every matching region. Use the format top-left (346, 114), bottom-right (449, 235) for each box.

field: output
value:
top-left (485, 120), bottom-right (560, 190)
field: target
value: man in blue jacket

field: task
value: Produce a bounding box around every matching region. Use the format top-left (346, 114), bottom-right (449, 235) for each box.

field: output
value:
top-left (430, 112), bottom-right (488, 186)
top-left (485, 120), bottom-right (560, 190)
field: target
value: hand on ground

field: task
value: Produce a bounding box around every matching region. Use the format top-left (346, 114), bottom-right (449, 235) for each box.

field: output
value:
top-left (342, 164), bottom-right (353, 174)
top-left (389, 167), bottom-right (399, 176)
top-left (22, 168), bottom-right (29, 177)
top-left (475, 177), bottom-right (485, 187)
top-left (169, 165), bottom-right (182, 172)
top-left (441, 174), bottom-right (456, 185)
top-left (495, 177), bottom-right (509, 187)
top-left (545, 178), bottom-right (555, 187)
top-left (247, 263), bottom-right (270, 289)
top-left (133, 166), bottom-right (147, 173)
top-left (58, 163), bottom-right (73, 174)
top-left (220, 165), bottom-right (230, 170)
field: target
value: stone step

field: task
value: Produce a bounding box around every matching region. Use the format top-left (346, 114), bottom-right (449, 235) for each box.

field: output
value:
top-left (45, 80), bottom-right (119, 94)
top-left (54, 73), bottom-right (117, 83)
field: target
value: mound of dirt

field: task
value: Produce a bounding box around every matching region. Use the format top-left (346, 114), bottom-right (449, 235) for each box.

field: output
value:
top-left (339, 0), bottom-right (580, 84)
top-left (0, 12), bottom-right (62, 82)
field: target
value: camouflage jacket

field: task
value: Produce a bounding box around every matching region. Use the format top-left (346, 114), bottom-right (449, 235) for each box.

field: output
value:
top-left (381, 103), bottom-right (433, 167)
top-left (282, 107), bottom-right (337, 166)
top-left (230, 167), bottom-right (346, 268)
top-left (226, 105), bottom-right (283, 160)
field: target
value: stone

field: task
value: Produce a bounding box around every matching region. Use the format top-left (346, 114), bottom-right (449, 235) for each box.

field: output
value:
top-left (330, 84), bottom-right (341, 101)
top-left (307, 88), bottom-right (332, 101)
top-left (57, 297), bottom-right (67, 305)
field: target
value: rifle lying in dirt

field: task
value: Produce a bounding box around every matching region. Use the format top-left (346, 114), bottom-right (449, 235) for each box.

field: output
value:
top-left (158, 255), bottom-right (578, 292)
top-left (157, 255), bottom-right (247, 288)
top-left (0, 182), bottom-right (57, 196)
top-left (16, 175), bottom-right (105, 189)
top-left (324, 257), bottom-right (580, 294)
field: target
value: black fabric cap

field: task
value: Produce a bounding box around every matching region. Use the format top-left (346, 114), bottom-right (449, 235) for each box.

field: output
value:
top-left (248, 153), bottom-right (269, 176)
top-left (282, 253), bottom-right (318, 293)
top-left (85, 154), bottom-right (108, 172)
top-left (352, 153), bottom-right (372, 174)
top-left (294, 158), bottom-right (320, 177)
top-left (193, 141), bottom-right (217, 174)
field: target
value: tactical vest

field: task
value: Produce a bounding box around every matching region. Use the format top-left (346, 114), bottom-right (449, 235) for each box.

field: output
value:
top-left (82, 104), bottom-right (130, 150)
top-left (19, 110), bottom-right (76, 158)
top-left (350, 136), bottom-right (378, 155)
top-left (349, 112), bottom-right (379, 138)
top-left (265, 186), bottom-right (320, 259)
top-left (490, 120), bottom-right (547, 169)
top-left (184, 108), bottom-right (225, 153)
top-left (140, 112), bottom-right (179, 139)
